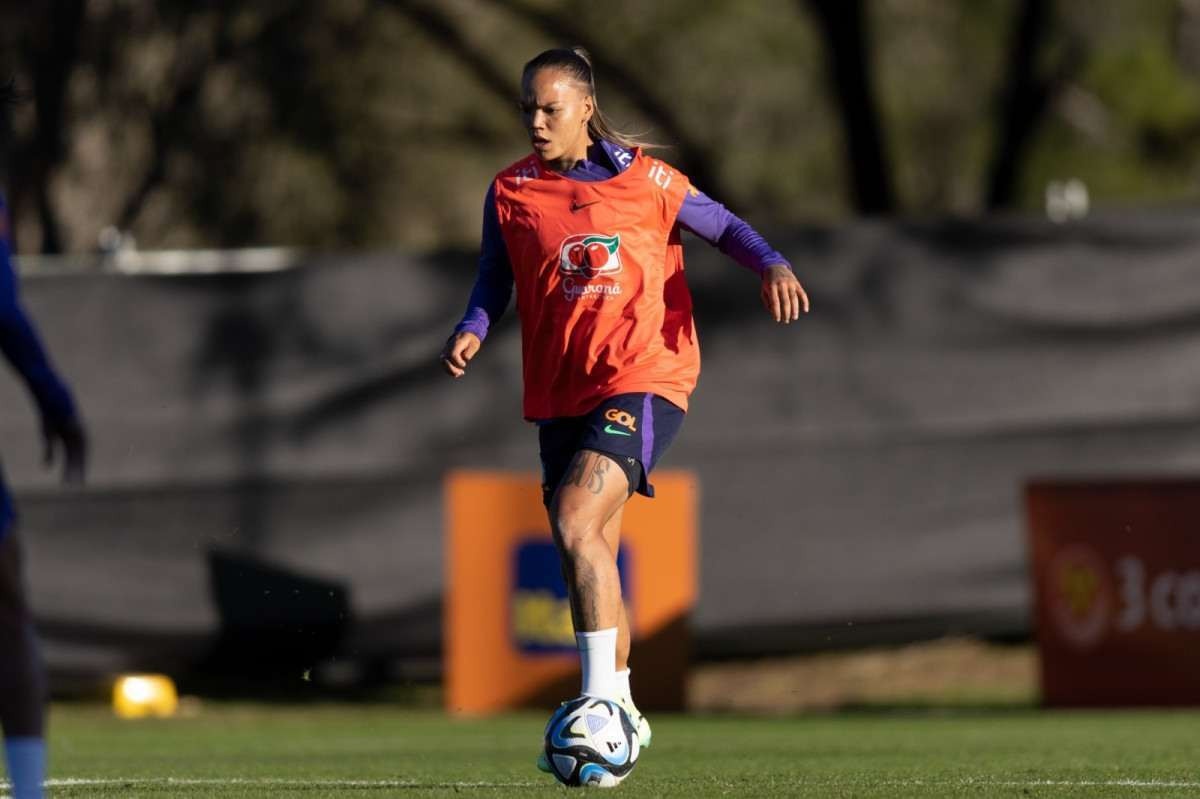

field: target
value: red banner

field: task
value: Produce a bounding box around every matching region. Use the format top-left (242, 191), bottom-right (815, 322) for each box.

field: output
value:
top-left (1026, 481), bottom-right (1200, 706)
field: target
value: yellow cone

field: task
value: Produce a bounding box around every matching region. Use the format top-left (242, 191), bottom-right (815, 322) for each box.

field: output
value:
top-left (113, 674), bottom-right (179, 719)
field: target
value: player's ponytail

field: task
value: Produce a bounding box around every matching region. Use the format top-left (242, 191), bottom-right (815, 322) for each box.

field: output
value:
top-left (521, 47), bottom-right (662, 152)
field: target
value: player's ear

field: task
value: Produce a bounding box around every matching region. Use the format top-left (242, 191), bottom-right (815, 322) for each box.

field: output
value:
top-left (582, 93), bottom-right (594, 126)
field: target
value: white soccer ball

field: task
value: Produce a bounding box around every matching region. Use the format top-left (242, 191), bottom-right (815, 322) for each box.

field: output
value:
top-left (543, 696), bottom-right (640, 787)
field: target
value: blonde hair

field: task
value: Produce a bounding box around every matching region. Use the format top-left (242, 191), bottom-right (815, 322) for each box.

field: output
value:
top-left (521, 47), bottom-right (661, 151)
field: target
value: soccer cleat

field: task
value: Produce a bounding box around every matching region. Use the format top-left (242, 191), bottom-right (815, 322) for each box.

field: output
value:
top-left (619, 697), bottom-right (652, 749)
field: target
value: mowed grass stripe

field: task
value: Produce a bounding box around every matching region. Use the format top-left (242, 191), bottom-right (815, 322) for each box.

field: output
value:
top-left (30, 776), bottom-right (1200, 787)
top-left (34, 704), bottom-right (1200, 797)
top-left (14, 776), bottom-right (1200, 799)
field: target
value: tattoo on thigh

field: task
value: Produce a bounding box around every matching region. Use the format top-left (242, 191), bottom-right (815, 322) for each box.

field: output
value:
top-left (587, 456), bottom-right (608, 495)
top-left (565, 453), bottom-right (588, 489)
top-left (565, 452), bottom-right (609, 495)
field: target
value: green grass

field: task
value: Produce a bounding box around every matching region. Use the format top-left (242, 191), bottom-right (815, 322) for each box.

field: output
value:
top-left (21, 702), bottom-right (1200, 797)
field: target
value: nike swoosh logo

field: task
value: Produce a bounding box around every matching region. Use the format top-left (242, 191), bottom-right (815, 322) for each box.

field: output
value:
top-left (570, 200), bottom-right (600, 212)
top-left (603, 424), bottom-right (632, 436)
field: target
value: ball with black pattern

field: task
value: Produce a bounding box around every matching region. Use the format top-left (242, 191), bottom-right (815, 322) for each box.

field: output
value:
top-left (542, 696), bottom-right (640, 787)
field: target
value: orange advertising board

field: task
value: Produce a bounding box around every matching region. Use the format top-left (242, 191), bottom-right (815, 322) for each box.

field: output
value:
top-left (444, 470), bottom-right (697, 715)
top-left (1026, 480), bottom-right (1200, 707)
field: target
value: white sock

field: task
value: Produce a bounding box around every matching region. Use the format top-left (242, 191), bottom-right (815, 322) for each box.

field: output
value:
top-left (614, 668), bottom-right (633, 706)
top-left (576, 628), bottom-right (618, 700)
top-left (4, 737), bottom-right (45, 799)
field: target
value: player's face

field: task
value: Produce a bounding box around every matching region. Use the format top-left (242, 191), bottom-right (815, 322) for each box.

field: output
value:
top-left (520, 68), bottom-right (593, 169)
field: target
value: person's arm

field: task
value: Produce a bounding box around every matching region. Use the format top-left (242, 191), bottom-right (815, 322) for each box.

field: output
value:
top-left (0, 210), bottom-right (87, 481)
top-left (676, 187), bottom-right (809, 323)
top-left (441, 185), bottom-right (514, 377)
top-left (453, 184), bottom-right (513, 342)
top-left (676, 188), bottom-right (789, 274)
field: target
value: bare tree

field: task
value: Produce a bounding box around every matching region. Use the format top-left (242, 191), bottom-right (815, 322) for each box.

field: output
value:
top-left (987, 0), bottom-right (1048, 209)
top-left (985, 0), bottom-right (1088, 210)
top-left (10, 0), bottom-right (86, 253)
top-left (806, 0), bottom-right (895, 215)
top-left (115, 14), bottom-right (228, 235)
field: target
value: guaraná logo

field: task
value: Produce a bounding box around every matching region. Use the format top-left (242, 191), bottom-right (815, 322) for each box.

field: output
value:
top-left (559, 233), bottom-right (621, 279)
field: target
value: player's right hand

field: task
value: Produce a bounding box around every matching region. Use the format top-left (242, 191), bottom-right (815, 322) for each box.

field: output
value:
top-left (43, 416), bottom-right (87, 485)
top-left (440, 331), bottom-right (481, 378)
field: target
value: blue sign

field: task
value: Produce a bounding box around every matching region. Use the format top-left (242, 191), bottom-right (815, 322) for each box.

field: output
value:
top-left (510, 537), bottom-right (632, 654)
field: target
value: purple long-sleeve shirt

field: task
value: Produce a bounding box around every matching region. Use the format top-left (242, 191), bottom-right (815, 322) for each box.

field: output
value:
top-left (0, 195), bottom-right (79, 533)
top-left (455, 140), bottom-right (792, 340)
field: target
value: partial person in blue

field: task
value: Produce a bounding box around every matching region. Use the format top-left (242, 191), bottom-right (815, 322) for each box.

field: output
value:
top-left (0, 81), bottom-right (87, 799)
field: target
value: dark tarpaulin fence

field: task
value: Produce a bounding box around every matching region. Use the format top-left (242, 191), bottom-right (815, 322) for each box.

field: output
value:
top-left (5, 212), bottom-right (1200, 686)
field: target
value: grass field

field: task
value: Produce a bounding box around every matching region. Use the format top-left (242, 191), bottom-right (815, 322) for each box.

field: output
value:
top-left (13, 701), bottom-right (1200, 797)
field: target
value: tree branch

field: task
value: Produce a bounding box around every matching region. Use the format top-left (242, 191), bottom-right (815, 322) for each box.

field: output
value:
top-left (114, 17), bottom-right (224, 234)
top-left (386, 0), bottom-right (518, 106)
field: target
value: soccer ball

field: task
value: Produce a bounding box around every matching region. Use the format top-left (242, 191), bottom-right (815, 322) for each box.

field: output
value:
top-left (543, 696), bottom-right (640, 787)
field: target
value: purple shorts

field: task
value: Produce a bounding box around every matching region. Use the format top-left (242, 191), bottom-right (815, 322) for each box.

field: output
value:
top-left (537, 392), bottom-right (685, 507)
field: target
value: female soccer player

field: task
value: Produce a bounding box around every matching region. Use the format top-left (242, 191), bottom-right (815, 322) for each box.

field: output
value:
top-left (440, 47), bottom-right (807, 772)
top-left (0, 81), bottom-right (87, 799)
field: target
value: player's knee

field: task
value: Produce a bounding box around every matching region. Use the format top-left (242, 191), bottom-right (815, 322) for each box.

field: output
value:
top-left (550, 507), bottom-right (604, 560)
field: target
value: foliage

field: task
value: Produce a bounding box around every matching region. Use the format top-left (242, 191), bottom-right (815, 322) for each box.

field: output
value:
top-left (3, 1), bottom-right (1200, 253)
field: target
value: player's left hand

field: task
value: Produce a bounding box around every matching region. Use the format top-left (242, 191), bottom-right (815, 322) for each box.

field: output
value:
top-left (761, 264), bottom-right (809, 323)
top-left (42, 417), bottom-right (87, 485)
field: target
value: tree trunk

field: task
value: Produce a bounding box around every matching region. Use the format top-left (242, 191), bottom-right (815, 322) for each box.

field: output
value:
top-left (807, 0), bottom-right (895, 215)
top-left (986, 0), bottom-right (1052, 210)
top-left (11, 0), bottom-right (86, 253)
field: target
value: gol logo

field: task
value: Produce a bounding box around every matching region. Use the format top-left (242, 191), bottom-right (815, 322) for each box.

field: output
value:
top-left (559, 233), bottom-right (621, 279)
top-left (1048, 545), bottom-right (1111, 649)
top-left (604, 408), bottom-right (637, 432)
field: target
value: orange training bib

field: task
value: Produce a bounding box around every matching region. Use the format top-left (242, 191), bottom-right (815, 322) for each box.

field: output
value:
top-left (493, 150), bottom-right (699, 419)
